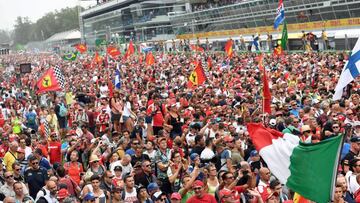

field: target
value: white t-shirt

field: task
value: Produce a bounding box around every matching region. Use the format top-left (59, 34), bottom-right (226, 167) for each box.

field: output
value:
top-left (200, 147), bottom-right (215, 160)
top-left (346, 171), bottom-right (360, 194)
top-left (110, 160), bottom-right (133, 175)
top-left (122, 102), bottom-right (132, 117)
top-left (99, 85), bottom-right (109, 97)
top-left (124, 188), bottom-right (137, 203)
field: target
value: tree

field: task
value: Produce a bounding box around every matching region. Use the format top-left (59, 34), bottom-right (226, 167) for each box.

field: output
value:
top-left (0, 30), bottom-right (11, 44)
top-left (12, 6), bottom-right (80, 45)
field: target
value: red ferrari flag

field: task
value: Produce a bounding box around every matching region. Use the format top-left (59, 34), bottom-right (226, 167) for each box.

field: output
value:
top-left (124, 40), bottom-right (135, 59)
top-left (94, 52), bottom-right (103, 64)
top-left (36, 67), bottom-right (65, 94)
top-left (74, 44), bottom-right (87, 54)
top-left (259, 54), bottom-right (271, 114)
top-left (188, 61), bottom-right (206, 88)
top-left (146, 52), bottom-right (155, 66)
top-left (107, 46), bottom-right (121, 58)
top-left (225, 39), bottom-right (233, 57)
top-left (273, 45), bottom-right (284, 56)
top-left (190, 44), bottom-right (204, 52)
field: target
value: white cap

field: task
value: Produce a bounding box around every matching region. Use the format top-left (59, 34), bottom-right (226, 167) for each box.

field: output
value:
top-left (269, 119), bottom-right (276, 126)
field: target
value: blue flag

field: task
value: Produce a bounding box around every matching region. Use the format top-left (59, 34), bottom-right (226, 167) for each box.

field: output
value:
top-left (333, 37), bottom-right (360, 100)
top-left (274, 0), bottom-right (285, 29)
top-left (114, 69), bottom-right (121, 89)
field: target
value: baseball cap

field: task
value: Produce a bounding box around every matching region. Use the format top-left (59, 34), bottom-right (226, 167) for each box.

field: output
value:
top-left (269, 119), bottom-right (276, 126)
top-left (147, 183), bottom-right (159, 192)
top-left (192, 180), bottom-right (204, 188)
top-left (190, 153), bottom-right (199, 161)
top-left (83, 192), bottom-right (96, 201)
top-left (351, 136), bottom-right (360, 143)
top-left (170, 193), bottom-right (181, 200)
top-left (250, 150), bottom-right (259, 157)
top-left (114, 166), bottom-right (122, 171)
top-left (57, 188), bottom-right (70, 200)
top-left (152, 191), bottom-right (164, 200)
top-left (219, 188), bottom-right (233, 199)
top-left (16, 147), bottom-right (25, 154)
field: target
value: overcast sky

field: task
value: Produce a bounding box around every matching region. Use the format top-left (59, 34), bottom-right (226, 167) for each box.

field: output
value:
top-left (0, 0), bottom-right (95, 31)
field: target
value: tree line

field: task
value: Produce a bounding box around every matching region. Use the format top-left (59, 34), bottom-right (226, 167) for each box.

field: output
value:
top-left (0, 6), bottom-right (80, 46)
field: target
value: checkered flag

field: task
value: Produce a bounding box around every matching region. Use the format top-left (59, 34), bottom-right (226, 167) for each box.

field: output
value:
top-left (54, 66), bottom-right (65, 89)
top-left (44, 119), bottom-right (50, 138)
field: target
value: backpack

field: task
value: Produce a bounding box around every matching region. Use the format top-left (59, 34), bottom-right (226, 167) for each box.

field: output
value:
top-left (59, 103), bottom-right (67, 117)
top-left (36, 188), bottom-right (49, 203)
top-left (27, 112), bottom-right (36, 125)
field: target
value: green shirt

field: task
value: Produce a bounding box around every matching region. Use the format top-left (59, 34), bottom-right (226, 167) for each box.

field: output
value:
top-left (179, 188), bottom-right (194, 203)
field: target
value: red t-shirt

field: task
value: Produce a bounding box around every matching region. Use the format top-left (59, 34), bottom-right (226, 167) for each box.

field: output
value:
top-left (48, 141), bottom-right (62, 164)
top-left (186, 193), bottom-right (217, 203)
top-left (0, 144), bottom-right (8, 158)
top-left (147, 103), bottom-right (166, 127)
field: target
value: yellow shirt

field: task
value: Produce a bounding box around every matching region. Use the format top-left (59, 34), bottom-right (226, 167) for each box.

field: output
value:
top-left (3, 151), bottom-right (17, 172)
top-left (65, 92), bottom-right (74, 106)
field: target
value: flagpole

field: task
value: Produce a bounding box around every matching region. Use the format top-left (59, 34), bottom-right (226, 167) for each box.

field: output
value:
top-left (331, 127), bottom-right (347, 201)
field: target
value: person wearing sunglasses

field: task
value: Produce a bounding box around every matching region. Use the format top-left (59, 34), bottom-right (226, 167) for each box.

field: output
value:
top-left (0, 171), bottom-right (26, 197)
top-left (186, 180), bottom-right (216, 203)
top-left (152, 191), bottom-right (168, 203)
top-left (24, 155), bottom-right (48, 199)
top-left (83, 192), bottom-right (96, 203)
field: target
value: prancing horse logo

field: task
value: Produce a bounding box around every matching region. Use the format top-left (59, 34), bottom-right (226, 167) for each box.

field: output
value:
top-left (42, 75), bottom-right (52, 87)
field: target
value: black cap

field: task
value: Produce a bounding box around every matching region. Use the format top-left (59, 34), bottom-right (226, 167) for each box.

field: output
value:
top-left (350, 136), bottom-right (360, 143)
top-left (114, 166), bottom-right (122, 171)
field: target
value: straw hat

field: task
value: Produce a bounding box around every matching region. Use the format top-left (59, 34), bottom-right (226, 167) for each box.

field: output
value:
top-left (89, 154), bottom-right (100, 163)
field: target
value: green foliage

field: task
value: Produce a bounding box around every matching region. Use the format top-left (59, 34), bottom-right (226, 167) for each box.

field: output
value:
top-left (13, 6), bottom-right (80, 45)
top-left (0, 30), bottom-right (11, 44)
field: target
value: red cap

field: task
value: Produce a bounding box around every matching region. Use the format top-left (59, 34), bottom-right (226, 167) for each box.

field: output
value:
top-left (170, 193), bottom-right (181, 200)
top-left (192, 180), bottom-right (204, 188)
top-left (57, 188), bottom-right (70, 199)
top-left (338, 115), bottom-right (346, 121)
top-left (16, 147), bottom-right (25, 154)
top-left (219, 189), bottom-right (233, 199)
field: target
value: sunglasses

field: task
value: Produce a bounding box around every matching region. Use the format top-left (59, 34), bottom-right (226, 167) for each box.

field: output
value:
top-left (32, 162), bottom-right (39, 165)
top-left (92, 161), bottom-right (99, 163)
top-left (159, 198), bottom-right (167, 202)
top-left (303, 130), bottom-right (311, 133)
top-left (5, 175), bottom-right (13, 179)
top-left (333, 126), bottom-right (340, 129)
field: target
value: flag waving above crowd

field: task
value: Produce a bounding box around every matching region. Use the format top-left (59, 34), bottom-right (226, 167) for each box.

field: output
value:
top-left (247, 123), bottom-right (343, 203)
top-left (36, 66), bottom-right (65, 93)
top-left (333, 37), bottom-right (360, 100)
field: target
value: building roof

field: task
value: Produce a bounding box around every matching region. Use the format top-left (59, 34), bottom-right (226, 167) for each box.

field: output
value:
top-left (46, 29), bottom-right (81, 43)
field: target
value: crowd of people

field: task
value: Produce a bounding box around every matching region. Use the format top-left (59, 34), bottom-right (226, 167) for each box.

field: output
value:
top-left (0, 47), bottom-right (358, 203)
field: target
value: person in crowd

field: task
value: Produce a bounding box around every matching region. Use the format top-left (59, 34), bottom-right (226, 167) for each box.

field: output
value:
top-left (24, 155), bottom-right (48, 199)
top-left (186, 180), bottom-right (216, 203)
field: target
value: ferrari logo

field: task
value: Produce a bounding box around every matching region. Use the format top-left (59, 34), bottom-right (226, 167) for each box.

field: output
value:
top-left (42, 75), bottom-right (52, 87)
top-left (190, 72), bottom-right (197, 84)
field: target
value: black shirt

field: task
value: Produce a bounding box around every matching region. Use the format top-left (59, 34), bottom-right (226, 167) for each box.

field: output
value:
top-left (131, 154), bottom-right (150, 166)
top-left (342, 150), bottom-right (357, 164)
top-left (24, 167), bottom-right (48, 198)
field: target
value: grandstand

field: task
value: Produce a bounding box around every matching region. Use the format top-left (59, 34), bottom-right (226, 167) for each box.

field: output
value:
top-left (79, 0), bottom-right (187, 47)
top-left (170, 0), bottom-right (360, 35)
top-left (79, 0), bottom-right (360, 49)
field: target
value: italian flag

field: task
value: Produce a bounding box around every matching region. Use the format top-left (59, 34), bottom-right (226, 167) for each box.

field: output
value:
top-left (247, 123), bottom-right (343, 203)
